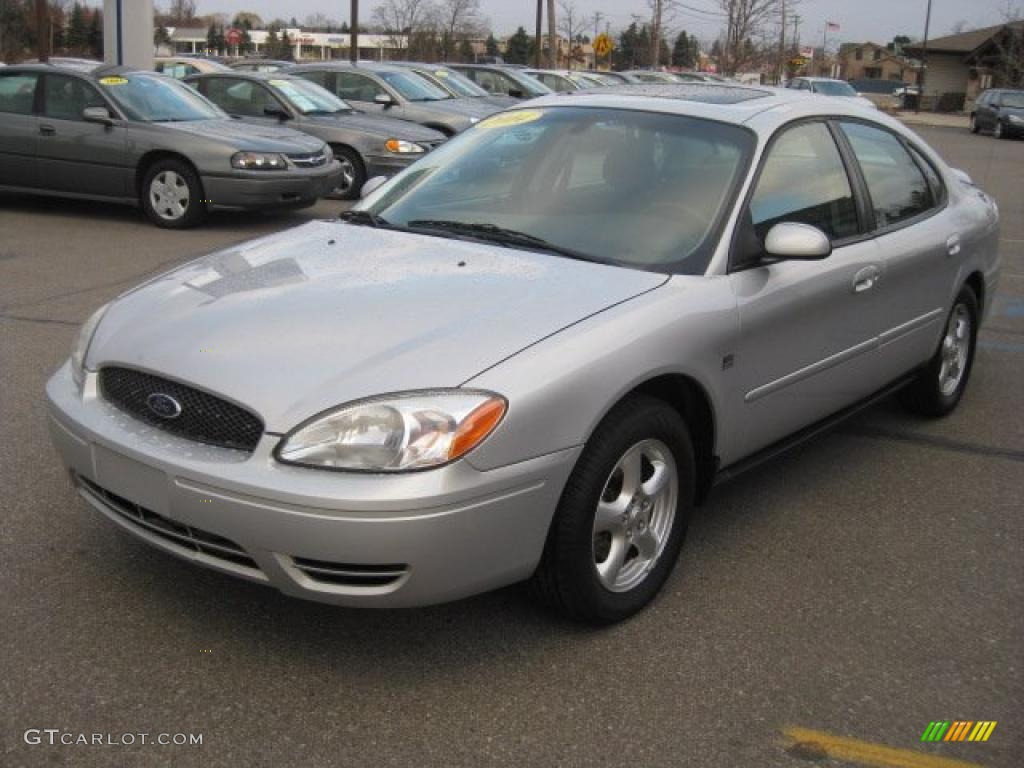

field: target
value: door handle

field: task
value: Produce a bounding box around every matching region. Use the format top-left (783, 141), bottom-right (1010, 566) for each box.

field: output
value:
top-left (946, 234), bottom-right (962, 256)
top-left (852, 265), bottom-right (881, 294)
top-left (39, 124), bottom-right (56, 136)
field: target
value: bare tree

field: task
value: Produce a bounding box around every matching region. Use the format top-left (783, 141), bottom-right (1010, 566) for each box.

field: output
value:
top-left (437, 0), bottom-right (482, 61)
top-left (166, 0), bottom-right (197, 26)
top-left (547, 0), bottom-right (557, 68)
top-left (372, 0), bottom-right (433, 53)
top-left (558, 0), bottom-right (587, 68)
top-left (988, 2), bottom-right (1024, 86)
top-left (714, 0), bottom-right (781, 75)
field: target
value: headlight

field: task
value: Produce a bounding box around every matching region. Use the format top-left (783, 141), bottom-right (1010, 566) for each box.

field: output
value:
top-left (231, 152), bottom-right (288, 170)
top-left (384, 139), bottom-right (426, 154)
top-left (1008, 115), bottom-right (1023, 124)
top-left (71, 303), bottom-right (109, 388)
top-left (275, 391), bottom-right (507, 472)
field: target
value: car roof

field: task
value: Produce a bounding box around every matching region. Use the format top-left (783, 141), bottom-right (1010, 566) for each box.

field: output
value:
top-left (189, 70), bottom-right (297, 82)
top-left (288, 61), bottom-right (405, 74)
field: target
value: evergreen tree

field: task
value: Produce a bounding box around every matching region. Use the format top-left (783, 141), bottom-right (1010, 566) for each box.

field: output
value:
top-left (505, 26), bottom-right (530, 65)
top-left (485, 34), bottom-right (498, 57)
top-left (279, 31), bottom-right (293, 60)
top-left (66, 2), bottom-right (88, 51)
top-left (265, 27), bottom-right (279, 58)
top-left (459, 37), bottom-right (474, 62)
top-left (673, 30), bottom-right (696, 68)
top-left (86, 9), bottom-right (102, 59)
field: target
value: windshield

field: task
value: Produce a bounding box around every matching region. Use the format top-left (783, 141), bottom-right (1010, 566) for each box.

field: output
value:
top-left (416, 68), bottom-right (489, 98)
top-left (270, 77), bottom-right (352, 114)
top-left (360, 107), bottom-right (753, 273)
top-left (1000, 91), bottom-right (1024, 108)
top-left (813, 80), bottom-right (857, 97)
top-left (378, 70), bottom-right (451, 101)
top-left (100, 74), bottom-right (224, 121)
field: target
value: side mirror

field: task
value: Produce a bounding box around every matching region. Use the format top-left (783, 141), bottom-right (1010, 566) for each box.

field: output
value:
top-left (264, 105), bottom-right (290, 120)
top-left (82, 106), bottom-right (113, 125)
top-left (374, 93), bottom-right (395, 106)
top-left (508, 89), bottom-right (524, 99)
top-left (764, 222), bottom-right (832, 261)
top-left (360, 175), bottom-right (388, 199)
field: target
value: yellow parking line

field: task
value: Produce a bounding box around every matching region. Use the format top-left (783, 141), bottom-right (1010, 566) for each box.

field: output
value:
top-left (783, 727), bottom-right (985, 768)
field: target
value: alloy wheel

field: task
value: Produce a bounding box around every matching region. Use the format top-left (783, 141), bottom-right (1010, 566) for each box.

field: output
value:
top-left (334, 156), bottom-right (356, 196)
top-left (149, 170), bottom-right (190, 222)
top-left (939, 303), bottom-right (971, 396)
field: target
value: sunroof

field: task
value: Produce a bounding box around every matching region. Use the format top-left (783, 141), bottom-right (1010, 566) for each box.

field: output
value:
top-left (591, 83), bottom-right (772, 104)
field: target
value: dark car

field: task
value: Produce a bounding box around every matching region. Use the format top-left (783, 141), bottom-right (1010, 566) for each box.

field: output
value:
top-left (0, 64), bottom-right (340, 228)
top-left (971, 89), bottom-right (1024, 139)
top-left (389, 61), bottom-right (516, 108)
top-left (285, 62), bottom-right (498, 136)
top-left (229, 59), bottom-right (293, 73)
top-left (187, 71), bottom-right (446, 199)
top-left (447, 64), bottom-right (553, 100)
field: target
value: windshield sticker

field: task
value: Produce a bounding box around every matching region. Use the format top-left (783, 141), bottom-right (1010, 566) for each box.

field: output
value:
top-left (434, 70), bottom-right (449, 78)
top-left (268, 79), bottom-right (290, 88)
top-left (99, 76), bottom-right (129, 86)
top-left (478, 110), bottom-right (544, 129)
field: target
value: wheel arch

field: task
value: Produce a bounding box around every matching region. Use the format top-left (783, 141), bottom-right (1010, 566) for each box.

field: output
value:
top-left (136, 151), bottom-right (204, 200)
top-left (965, 270), bottom-right (985, 315)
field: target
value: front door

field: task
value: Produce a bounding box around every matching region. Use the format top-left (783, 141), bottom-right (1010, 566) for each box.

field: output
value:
top-left (724, 120), bottom-right (890, 460)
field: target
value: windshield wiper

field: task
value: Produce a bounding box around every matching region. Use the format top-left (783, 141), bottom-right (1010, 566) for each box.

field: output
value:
top-left (339, 209), bottom-right (392, 228)
top-left (405, 220), bottom-right (605, 263)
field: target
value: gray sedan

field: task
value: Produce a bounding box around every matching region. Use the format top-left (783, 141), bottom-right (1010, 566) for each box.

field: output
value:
top-left (47, 85), bottom-right (999, 623)
top-left (187, 71), bottom-right (446, 199)
top-left (285, 62), bottom-right (498, 136)
top-left (0, 64), bottom-right (341, 228)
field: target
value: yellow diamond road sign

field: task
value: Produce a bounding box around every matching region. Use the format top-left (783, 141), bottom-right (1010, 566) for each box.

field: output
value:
top-left (594, 33), bottom-right (613, 57)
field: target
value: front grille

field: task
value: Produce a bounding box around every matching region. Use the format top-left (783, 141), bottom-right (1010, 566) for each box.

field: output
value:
top-left (99, 367), bottom-right (263, 452)
top-left (78, 476), bottom-right (261, 573)
top-left (291, 557), bottom-right (407, 588)
top-left (288, 151), bottom-right (329, 168)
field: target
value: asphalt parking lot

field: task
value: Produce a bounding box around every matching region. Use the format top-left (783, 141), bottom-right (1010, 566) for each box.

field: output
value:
top-left (1, 126), bottom-right (1021, 767)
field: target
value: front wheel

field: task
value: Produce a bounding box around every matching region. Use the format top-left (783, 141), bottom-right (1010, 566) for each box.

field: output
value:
top-left (328, 146), bottom-right (366, 201)
top-left (993, 121), bottom-right (1005, 139)
top-left (529, 395), bottom-right (694, 624)
top-left (899, 285), bottom-right (978, 417)
top-left (140, 159), bottom-right (206, 229)
top-left (969, 114), bottom-right (979, 134)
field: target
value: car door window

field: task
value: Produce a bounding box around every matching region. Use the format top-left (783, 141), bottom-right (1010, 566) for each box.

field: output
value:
top-left (748, 121), bottom-right (859, 241)
top-left (204, 78), bottom-right (277, 117)
top-left (334, 72), bottom-right (386, 102)
top-left (43, 74), bottom-right (105, 121)
top-left (0, 72), bottom-right (39, 114)
top-left (840, 121), bottom-right (933, 229)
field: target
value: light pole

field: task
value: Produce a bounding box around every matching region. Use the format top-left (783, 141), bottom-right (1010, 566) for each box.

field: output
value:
top-left (916, 0), bottom-right (932, 114)
top-left (350, 0), bottom-right (359, 63)
top-left (535, 0), bottom-right (542, 68)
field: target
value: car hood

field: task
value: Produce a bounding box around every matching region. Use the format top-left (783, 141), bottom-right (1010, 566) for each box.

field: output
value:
top-left (155, 118), bottom-right (325, 153)
top-left (88, 220), bottom-right (666, 433)
top-left (413, 98), bottom-right (499, 118)
top-left (305, 112), bottom-right (446, 142)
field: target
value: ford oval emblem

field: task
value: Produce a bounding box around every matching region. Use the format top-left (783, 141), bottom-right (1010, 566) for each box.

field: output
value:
top-left (146, 392), bottom-right (182, 420)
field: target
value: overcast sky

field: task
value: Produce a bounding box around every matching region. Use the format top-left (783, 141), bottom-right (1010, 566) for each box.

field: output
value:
top-left (187, 0), bottom-right (1019, 43)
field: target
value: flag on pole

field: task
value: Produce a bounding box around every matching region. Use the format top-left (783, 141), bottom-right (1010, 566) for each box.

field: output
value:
top-left (826, 21), bottom-right (840, 32)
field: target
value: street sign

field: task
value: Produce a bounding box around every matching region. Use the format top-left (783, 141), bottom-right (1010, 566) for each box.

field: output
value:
top-left (225, 27), bottom-right (243, 46)
top-left (593, 33), bottom-right (614, 57)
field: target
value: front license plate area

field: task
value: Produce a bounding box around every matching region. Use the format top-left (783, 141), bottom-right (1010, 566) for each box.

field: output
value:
top-left (92, 444), bottom-right (170, 516)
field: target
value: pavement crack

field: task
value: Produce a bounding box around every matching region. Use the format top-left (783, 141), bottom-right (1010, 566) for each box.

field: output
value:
top-left (843, 425), bottom-right (1024, 463)
top-left (0, 312), bottom-right (79, 327)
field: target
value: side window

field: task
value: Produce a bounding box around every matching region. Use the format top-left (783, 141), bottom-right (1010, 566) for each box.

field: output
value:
top-left (0, 72), bottom-right (39, 115)
top-left (204, 78), bottom-right (277, 117)
top-left (44, 74), bottom-right (104, 121)
top-left (299, 70), bottom-right (328, 88)
top-left (908, 146), bottom-right (945, 204)
top-left (840, 121), bottom-right (934, 229)
top-left (748, 121), bottom-right (859, 241)
top-left (472, 70), bottom-right (499, 93)
top-left (335, 72), bottom-right (385, 102)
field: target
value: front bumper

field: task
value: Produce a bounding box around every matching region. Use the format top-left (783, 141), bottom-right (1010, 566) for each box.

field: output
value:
top-left (46, 363), bottom-right (578, 607)
top-left (364, 154), bottom-right (419, 179)
top-left (201, 159), bottom-right (343, 210)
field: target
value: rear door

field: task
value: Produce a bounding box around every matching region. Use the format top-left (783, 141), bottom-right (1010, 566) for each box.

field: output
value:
top-left (36, 73), bottom-right (129, 198)
top-left (837, 119), bottom-right (958, 375)
top-left (332, 72), bottom-right (402, 118)
top-left (0, 70), bottom-right (40, 188)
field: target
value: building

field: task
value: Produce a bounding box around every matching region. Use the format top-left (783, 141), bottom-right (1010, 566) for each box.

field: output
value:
top-left (903, 21), bottom-right (1024, 112)
top-left (839, 42), bottom-right (920, 84)
top-left (167, 27), bottom-right (408, 62)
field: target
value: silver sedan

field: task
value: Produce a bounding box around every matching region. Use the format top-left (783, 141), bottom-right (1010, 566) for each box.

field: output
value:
top-left (47, 84), bottom-right (1000, 623)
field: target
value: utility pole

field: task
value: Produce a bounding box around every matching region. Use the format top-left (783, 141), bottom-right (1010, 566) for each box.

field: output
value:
top-left (916, 0), bottom-right (932, 113)
top-left (35, 0), bottom-right (49, 62)
top-left (350, 0), bottom-right (359, 63)
top-left (535, 0), bottom-right (543, 67)
top-left (792, 14), bottom-right (801, 49)
top-left (777, 0), bottom-right (786, 84)
top-left (651, 0), bottom-right (663, 69)
top-left (547, 0), bottom-right (557, 69)
top-left (593, 11), bottom-right (603, 40)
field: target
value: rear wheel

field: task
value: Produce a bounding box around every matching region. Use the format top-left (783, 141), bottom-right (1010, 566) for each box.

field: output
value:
top-left (529, 395), bottom-right (694, 624)
top-left (328, 146), bottom-right (366, 201)
top-left (899, 284), bottom-right (978, 418)
top-left (140, 159), bottom-right (206, 229)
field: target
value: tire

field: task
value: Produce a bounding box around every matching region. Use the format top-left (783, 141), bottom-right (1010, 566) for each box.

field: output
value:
top-left (529, 395), bottom-right (695, 625)
top-left (969, 114), bottom-right (979, 134)
top-left (993, 120), bottom-right (1005, 139)
top-left (140, 158), bottom-right (206, 229)
top-left (899, 284), bottom-right (979, 418)
top-left (328, 146), bottom-right (366, 201)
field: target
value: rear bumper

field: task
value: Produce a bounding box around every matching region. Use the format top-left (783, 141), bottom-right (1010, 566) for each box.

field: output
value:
top-left (201, 160), bottom-right (342, 210)
top-left (45, 363), bottom-right (578, 608)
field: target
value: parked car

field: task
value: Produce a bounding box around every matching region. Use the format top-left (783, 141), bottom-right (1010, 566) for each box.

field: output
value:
top-left (521, 69), bottom-right (606, 92)
top-left (229, 59), bottom-right (293, 73)
top-left (447, 63), bottom-right (553, 100)
top-left (155, 56), bottom-right (231, 79)
top-left (0, 64), bottom-right (340, 228)
top-left (617, 70), bottom-right (681, 84)
top-left (786, 76), bottom-right (877, 108)
top-left (18, 57), bottom-right (101, 72)
top-left (187, 71), bottom-right (446, 199)
top-left (970, 88), bottom-right (1024, 139)
top-left (47, 84), bottom-right (999, 623)
top-left (389, 61), bottom-right (517, 108)
top-left (584, 70), bottom-right (631, 84)
top-left (285, 62), bottom-right (498, 136)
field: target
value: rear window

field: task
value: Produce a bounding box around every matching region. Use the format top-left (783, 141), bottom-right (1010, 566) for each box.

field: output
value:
top-left (0, 72), bottom-right (38, 114)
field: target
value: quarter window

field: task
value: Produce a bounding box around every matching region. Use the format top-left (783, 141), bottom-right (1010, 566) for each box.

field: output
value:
top-left (748, 121), bottom-right (859, 241)
top-left (840, 121), bottom-right (934, 228)
top-left (0, 72), bottom-right (39, 114)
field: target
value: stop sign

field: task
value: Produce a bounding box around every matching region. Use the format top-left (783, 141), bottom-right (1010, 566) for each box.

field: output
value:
top-left (225, 27), bottom-right (243, 46)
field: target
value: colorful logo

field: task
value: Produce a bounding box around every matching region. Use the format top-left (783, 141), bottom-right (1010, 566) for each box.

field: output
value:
top-left (921, 721), bottom-right (997, 742)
